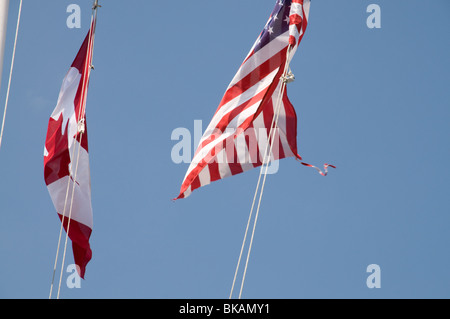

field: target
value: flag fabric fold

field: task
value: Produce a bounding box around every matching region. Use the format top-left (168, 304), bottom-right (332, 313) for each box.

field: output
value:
top-left (176, 0), bottom-right (315, 200)
top-left (44, 21), bottom-right (96, 279)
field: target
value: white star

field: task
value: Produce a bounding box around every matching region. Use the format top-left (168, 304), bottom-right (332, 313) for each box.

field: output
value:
top-left (268, 26), bottom-right (274, 35)
top-left (284, 16), bottom-right (290, 25)
top-left (273, 14), bottom-right (278, 21)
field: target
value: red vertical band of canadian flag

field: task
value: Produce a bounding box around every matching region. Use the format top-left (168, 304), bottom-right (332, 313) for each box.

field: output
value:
top-left (175, 0), bottom-right (332, 200)
top-left (44, 20), bottom-right (96, 279)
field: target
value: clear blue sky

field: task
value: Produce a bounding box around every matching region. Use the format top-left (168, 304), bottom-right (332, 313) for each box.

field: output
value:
top-left (0, 0), bottom-right (449, 299)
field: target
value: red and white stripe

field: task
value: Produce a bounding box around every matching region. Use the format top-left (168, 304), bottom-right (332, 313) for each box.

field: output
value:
top-left (44, 21), bottom-right (96, 279)
top-left (289, 0), bottom-right (310, 46)
top-left (176, 1), bottom-right (315, 200)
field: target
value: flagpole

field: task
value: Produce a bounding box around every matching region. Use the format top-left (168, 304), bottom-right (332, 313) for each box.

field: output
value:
top-left (0, 0), bottom-right (9, 91)
top-left (0, 0), bottom-right (21, 151)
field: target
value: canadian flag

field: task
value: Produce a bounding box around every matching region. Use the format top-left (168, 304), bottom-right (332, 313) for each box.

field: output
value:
top-left (44, 22), bottom-right (95, 279)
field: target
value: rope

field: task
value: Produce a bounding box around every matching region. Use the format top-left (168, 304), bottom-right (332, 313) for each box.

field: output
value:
top-left (229, 171), bottom-right (262, 299)
top-left (230, 46), bottom-right (294, 299)
top-left (49, 2), bottom-right (98, 299)
top-left (48, 157), bottom-right (77, 298)
top-left (56, 130), bottom-right (85, 299)
top-left (56, 11), bottom-right (96, 299)
top-left (0, 0), bottom-right (22, 151)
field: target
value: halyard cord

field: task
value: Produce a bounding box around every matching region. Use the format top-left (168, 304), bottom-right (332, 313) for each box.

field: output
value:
top-left (57, 7), bottom-right (97, 300)
top-left (229, 45), bottom-right (294, 299)
top-left (0, 0), bottom-right (22, 151)
top-left (229, 43), bottom-right (334, 298)
top-left (48, 1), bottom-right (99, 299)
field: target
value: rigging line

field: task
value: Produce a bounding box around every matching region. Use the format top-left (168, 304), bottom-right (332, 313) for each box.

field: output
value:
top-left (239, 79), bottom-right (288, 299)
top-left (229, 51), bottom-right (289, 298)
top-left (236, 46), bottom-right (294, 299)
top-left (48, 159), bottom-right (77, 299)
top-left (56, 16), bottom-right (97, 300)
top-left (230, 45), bottom-right (293, 299)
top-left (49, 29), bottom-right (94, 298)
top-left (230, 46), bottom-right (294, 299)
top-left (229, 92), bottom-right (281, 298)
top-left (56, 129), bottom-right (84, 299)
top-left (0, 0), bottom-right (22, 151)
top-left (78, 5), bottom-right (97, 121)
top-left (229, 170), bottom-right (262, 299)
top-left (51, 2), bottom-right (99, 299)
top-left (49, 25), bottom-right (94, 295)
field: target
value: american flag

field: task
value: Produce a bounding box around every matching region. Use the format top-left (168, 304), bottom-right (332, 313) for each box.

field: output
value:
top-left (176, 0), bottom-right (321, 200)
